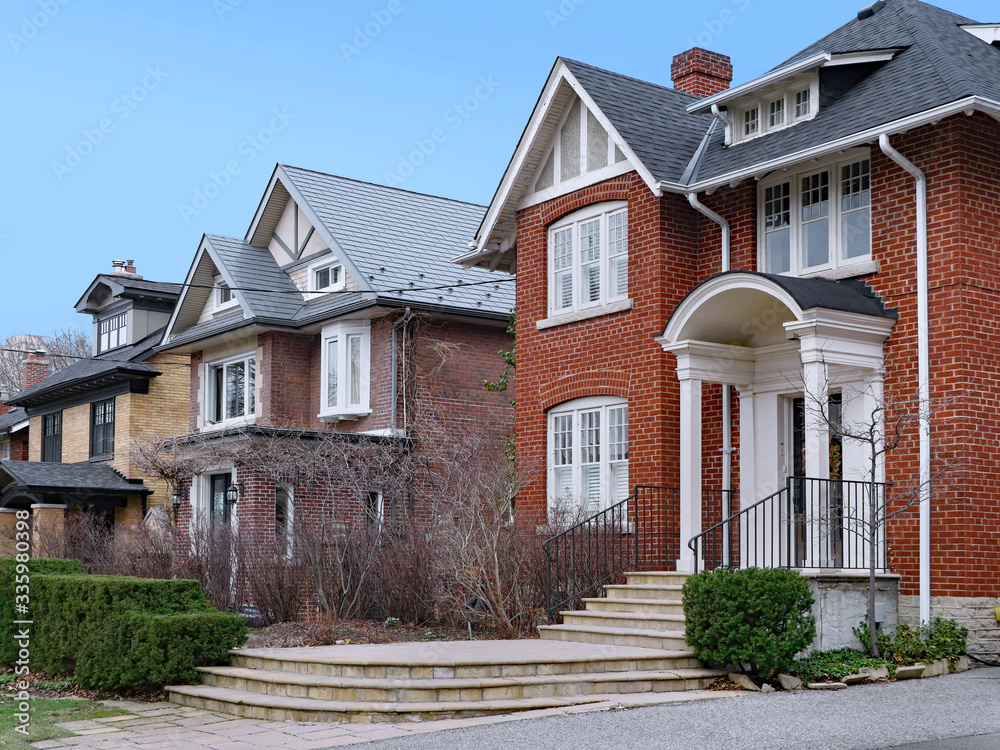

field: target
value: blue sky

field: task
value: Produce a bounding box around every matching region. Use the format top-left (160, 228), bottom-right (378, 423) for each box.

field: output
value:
top-left (1, 0), bottom-right (996, 341)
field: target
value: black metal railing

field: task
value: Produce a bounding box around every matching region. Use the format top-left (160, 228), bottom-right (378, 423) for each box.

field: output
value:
top-left (689, 477), bottom-right (888, 573)
top-left (543, 485), bottom-right (678, 622)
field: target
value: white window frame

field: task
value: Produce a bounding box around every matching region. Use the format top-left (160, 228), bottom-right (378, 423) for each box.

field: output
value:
top-left (757, 149), bottom-right (873, 277)
top-left (214, 276), bottom-right (239, 312)
top-left (547, 396), bottom-right (629, 515)
top-left (204, 352), bottom-right (257, 428)
top-left (728, 76), bottom-right (820, 145)
top-left (275, 484), bottom-right (294, 558)
top-left (547, 201), bottom-right (628, 317)
top-left (319, 320), bottom-right (371, 421)
top-left (97, 311), bottom-right (129, 353)
top-left (307, 257), bottom-right (346, 298)
top-left (0, 441), bottom-right (9, 461)
top-left (191, 467), bottom-right (238, 539)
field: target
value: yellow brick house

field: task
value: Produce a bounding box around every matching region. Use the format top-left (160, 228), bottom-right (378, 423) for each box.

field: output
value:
top-left (0, 262), bottom-right (190, 546)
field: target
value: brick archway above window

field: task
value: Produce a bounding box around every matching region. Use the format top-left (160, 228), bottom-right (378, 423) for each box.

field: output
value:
top-left (541, 370), bottom-right (630, 412)
top-left (540, 181), bottom-right (632, 227)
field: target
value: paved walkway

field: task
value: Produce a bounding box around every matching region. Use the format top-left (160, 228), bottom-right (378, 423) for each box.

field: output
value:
top-left (32, 691), bottom-right (739, 749)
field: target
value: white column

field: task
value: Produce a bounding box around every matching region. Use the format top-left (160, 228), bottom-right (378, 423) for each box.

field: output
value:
top-left (677, 377), bottom-right (702, 572)
top-left (802, 359), bottom-right (829, 567)
top-left (842, 375), bottom-right (884, 570)
top-left (737, 386), bottom-right (756, 568)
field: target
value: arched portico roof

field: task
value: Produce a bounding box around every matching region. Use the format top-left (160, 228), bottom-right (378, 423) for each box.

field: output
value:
top-left (661, 272), bottom-right (896, 347)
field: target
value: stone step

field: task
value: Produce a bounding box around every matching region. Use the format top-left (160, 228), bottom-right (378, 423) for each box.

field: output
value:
top-left (167, 684), bottom-right (617, 723)
top-left (625, 572), bottom-right (691, 587)
top-left (582, 597), bottom-right (684, 615)
top-left (561, 610), bottom-right (687, 632)
top-left (539, 624), bottom-right (689, 650)
top-left (604, 583), bottom-right (684, 601)
top-left (195, 665), bottom-right (720, 702)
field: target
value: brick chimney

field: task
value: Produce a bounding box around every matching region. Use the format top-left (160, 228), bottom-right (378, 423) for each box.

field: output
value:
top-left (21, 352), bottom-right (50, 392)
top-left (671, 48), bottom-right (733, 98)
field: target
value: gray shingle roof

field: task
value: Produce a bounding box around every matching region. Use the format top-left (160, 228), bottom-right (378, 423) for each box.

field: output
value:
top-left (0, 461), bottom-right (150, 494)
top-left (205, 235), bottom-right (304, 321)
top-left (7, 328), bottom-right (164, 407)
top-left (560, 59), bottom-right (714, 184)
top-left (0, 408), bottom-right (27, 432)
top-left (280, 166), bottom-right (514, 316)
top-left (693, 0), bottom-right (1000, 182)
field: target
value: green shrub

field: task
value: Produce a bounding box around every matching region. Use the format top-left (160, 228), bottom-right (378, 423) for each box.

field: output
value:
top-left (855, 617), bottom-right (967, 664)
top-left (789, 648), bottom-right (895, 683)
top-left (682, 567), bottom-right (816, 680)
top-left (22, 573), bottom-right (247, 690)
top-left (0, 558), bottom-right (85, 665)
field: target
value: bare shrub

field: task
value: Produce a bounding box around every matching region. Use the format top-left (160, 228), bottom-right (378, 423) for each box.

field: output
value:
top-left (236, 534), bottom-right (307, 627)
top-left (371, 524), bottom-right (439, 625)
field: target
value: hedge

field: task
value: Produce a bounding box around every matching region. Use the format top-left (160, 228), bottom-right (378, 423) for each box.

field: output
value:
top-left (0, 558), bottom-right (85, 665)
top-left (682, 567), bottom-right (816, 680)
top-left (2, 562), bottom-right (246, 690)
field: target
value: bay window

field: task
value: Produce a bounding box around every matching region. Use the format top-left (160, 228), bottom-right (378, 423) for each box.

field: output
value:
top-left (548, 202), bottom-right (628, 316)
top-left (548, 396), bottom-right (629, 514)
top-left (760, 153), bottom-right (872, 276)
top-left (206, 354), bottom-right (256, 425)
top-left (320, 320), bottom-right (371, 420)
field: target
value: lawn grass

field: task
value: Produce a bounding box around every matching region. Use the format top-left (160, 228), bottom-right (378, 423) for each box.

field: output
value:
top-left (0, 695), bottom-right (127, 749)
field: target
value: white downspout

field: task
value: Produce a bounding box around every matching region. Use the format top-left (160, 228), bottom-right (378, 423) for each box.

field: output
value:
top-left (879, 133), bottom-right (931, 626)
top-left (688, 193), bottom-right (733, 563)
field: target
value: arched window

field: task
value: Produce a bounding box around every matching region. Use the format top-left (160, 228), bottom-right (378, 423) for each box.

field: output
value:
top-left (548, 396), bottom-right (628, 514)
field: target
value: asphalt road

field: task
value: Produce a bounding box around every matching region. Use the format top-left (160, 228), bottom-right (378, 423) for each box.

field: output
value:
top-left (368, 667), bottom-right (1000, 750)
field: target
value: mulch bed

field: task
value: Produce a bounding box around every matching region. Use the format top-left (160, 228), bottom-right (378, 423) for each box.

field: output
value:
top-left (709, 676), bottom-right (745, 691)
top-left (0, 667), bottom-right (166, 702)
top-left (243, 618), bottom-right (527, 649)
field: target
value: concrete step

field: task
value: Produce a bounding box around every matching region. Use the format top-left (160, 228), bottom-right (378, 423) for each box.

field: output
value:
top-left (167, 684), bottom-right (614, 723)
top-left (561, 610), bottom-right (687, 632)
top-left (582, 597), bottom-right (684, 616)
top-left (603, 583), bottom-right (684, 601)
top-left (195, 665), bottom-right (721, 702)
top-left (539, 624), bottom-right (689, 650)
top-left (625, 572), bottom-right (691, 587)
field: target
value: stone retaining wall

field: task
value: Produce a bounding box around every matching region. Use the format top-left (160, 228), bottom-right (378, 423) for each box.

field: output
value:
top-left (899, 595), bottom-right (1000, 662)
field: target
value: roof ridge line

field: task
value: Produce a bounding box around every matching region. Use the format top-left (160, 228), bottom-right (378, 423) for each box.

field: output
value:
top-left (279, 164), bottom-right (487, 209)
top-left (896, 0), bottom-right (975, 101)
top-left (559, 57), bottom-right (699, 101)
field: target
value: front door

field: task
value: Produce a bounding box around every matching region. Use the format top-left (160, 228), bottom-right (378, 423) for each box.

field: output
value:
top-left (790, 394), bottom-right (843, 567)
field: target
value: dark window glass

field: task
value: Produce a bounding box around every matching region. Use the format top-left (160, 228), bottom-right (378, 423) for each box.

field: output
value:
top-left (90, 399), bottom-right (115, 458)
top-left (209, 473), bottom-right (231, 524)
top-left (42, 412), bottom-right (62, 463)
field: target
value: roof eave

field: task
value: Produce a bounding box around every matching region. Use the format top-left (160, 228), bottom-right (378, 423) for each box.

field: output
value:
top-left (685, 96), bottom-right (1000, 194)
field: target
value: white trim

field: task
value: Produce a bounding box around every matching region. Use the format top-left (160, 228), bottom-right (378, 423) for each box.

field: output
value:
top-left (462, 60), bottom-right (659, 266)
top-left (518, 160), bottom-right (634, 211)
top-left (10, 420), bottom-right (29, 433)
top-left (306, 256), bottom-right (346, 299)
top-left (213, 276), bottom-right (239, 312)
top-left (203, 351), bottom-right (257, 429)
top-left (757, 149), bottom-right (873, 276)
top-left (687, 50), bottom-right (901, 114)
top-left (959, 24), bottom-right (1000, 44)
top-left (318, 320), bottom-right (371, 421)
top-left (537, 298), bottom-right (633, 330)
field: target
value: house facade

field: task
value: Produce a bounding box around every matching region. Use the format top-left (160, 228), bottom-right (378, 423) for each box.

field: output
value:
top-left (459, 0), bottom-right (999, 657)
top-left (159, 165), bottom-right (513, 548)
top-left (0, 264), bottom-right (189, 549)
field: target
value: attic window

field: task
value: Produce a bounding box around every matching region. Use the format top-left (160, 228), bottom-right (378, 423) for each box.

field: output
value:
top-left (768, 99), bottom-right (785, 128)
top-left (795, 89), bottom-right (811, 118)
top-left (729, 77), bottom-right (819, 144)
top-left (214, 279), bottom-right (238, 311)
top-left (98, 312), bottom-right (128, 353)
top-left (743, 107), bottom-right (760, 137)
top-left (314, 263), bottom-right (344, 293)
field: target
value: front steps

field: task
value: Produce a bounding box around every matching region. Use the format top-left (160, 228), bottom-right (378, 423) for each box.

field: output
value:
top-left (539, 571), bottom-right (691, 650)
top-left (167, 571), bottom-right (717, 723)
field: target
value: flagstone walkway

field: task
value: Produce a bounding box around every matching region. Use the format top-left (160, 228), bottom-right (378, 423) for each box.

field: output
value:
top-left (32, 691), bottom-right (741, 749)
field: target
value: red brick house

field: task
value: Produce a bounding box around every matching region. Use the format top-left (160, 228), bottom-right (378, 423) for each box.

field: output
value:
top-left (159, 164), bottom-right (513, 545)
top-left (458, 0), bottom-right (999, 656)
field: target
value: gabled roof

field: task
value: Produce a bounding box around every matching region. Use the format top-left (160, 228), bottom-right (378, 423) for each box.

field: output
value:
top-left (7, 328), bottom-right (164, 408)
top-left (75, 273), bottom-right (181, 313)
top-left (0, 407), bottom-right (27, 433)
top-left (164, 165), bottom-right (514, 348)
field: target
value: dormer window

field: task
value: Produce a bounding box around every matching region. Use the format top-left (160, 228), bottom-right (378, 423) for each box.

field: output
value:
top-left (743, 107), bottom-right (760, 137)
top-left (795, 89), bottom-right (811, 118)
top-left (768, 99), bottom-right (785, 128)
top-left (97, 312), bottom-right (128, 353)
